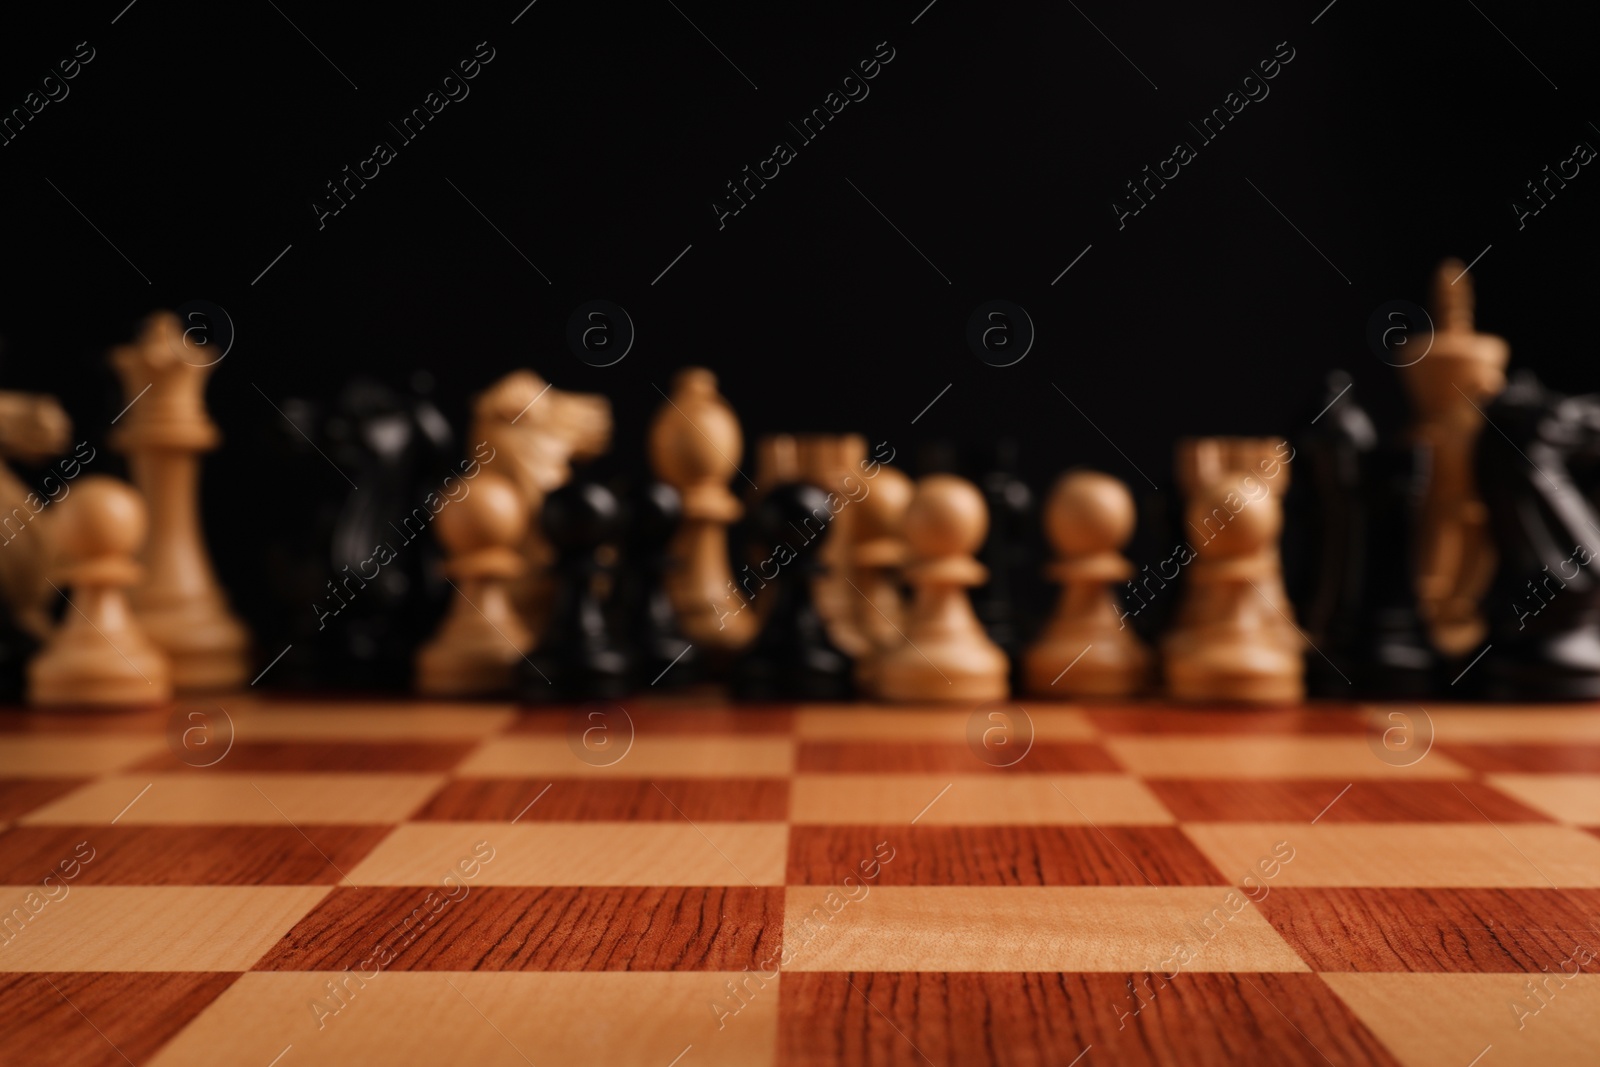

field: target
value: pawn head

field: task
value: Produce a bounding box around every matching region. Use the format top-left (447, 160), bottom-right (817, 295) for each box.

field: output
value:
top-left (1045, 471), bottom-right (1134, 557)
top-left (435, 470), bottom-right (526, 555)
top-left (904, 474), bottom-right (987, 559)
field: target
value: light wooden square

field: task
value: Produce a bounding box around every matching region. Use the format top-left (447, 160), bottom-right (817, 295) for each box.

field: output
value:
top-left (148, 971), bottom-right (777, 1067)
top-left (789, 774), bottom-right (1174, 825)
top-left (1325, 973), bottom-right (1600, 1067)
top-left (1183, 822), bottom-right (1600, 887)
top-left (459, 736), bottom-right (794, 777)
top-left (348, 822), bottom-right (789, 886)
top-left (779, 885), bottom-right (1306, 972)
top-left (0, 886), bottom-right (327, 971)
top-left (1106, 736), bottom-right (1471, 779)
top-left (19, 773), bottom-right (444, 825)
top-left (0, 736), bottom-right (163, 777)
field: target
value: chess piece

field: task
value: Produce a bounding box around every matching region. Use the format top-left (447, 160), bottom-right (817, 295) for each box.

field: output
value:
top-left (974, 439), bottom-right (1035, 671)
top-left (522, 480), bottom-right (632, 701)
top-left (851, 464), bottom-right (913, 696)
top-left (1165, 470), bottom-right (1303, 703)
top-left (648, 368), bottom-right (757, 652)
top-left (1024, 471), bottom-right (1151, 698)
top-left (28, 476), bottom-right (171, 705)
top-left (471, 370), bottom-right (612, 639)
top-left (1286, 372), bottom-right (1378, 695)
top-left (0, 389), bottom-right (74, 641)
top-left (619, 481), bottom-right (698, 689)
top-left (415, 470), bottom-right (531, 696)
top-left (1171, 436), bottom-right (1300, 655)
top-left (797, 434), bottom-right (871, 657)
top-left (300, 375), bottom-right (457, 689)
top-left (730, 482), bottom-right (853, 701)
top-left (1477, 373), bottom-right (1600, 699)
top-left (877, 475), bottom-right (1009, 703)
top-left (1350, 444), bottom-right (1438, 697)
top-left (1401, 259), bottom-right (1509, 656)
top-left (109, 312), bottom-right (251, 690)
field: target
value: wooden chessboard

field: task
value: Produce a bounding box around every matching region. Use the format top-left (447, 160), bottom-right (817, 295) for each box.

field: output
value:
top-left (2, 696), bottom-right (1598, 1067)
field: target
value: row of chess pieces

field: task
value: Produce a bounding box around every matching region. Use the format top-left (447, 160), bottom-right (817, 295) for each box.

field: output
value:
top-left (5, 256), bottom-right (1600, 706)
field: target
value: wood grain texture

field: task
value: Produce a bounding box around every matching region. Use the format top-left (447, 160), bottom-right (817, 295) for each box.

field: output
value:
top-left (787, 826), bottom-right (1224, 886)
top-left (788, 775), bottom-right (1174, 826)
top-left (0, 825), bottom-right (391, 885)
top-left (256, 885), bottom-right (782, 972)
top-left (796, 742), bottom-right (1119, 774)
top-left (0, 779), bottom-right (87, 822)
top-left (0, 886), bottom-right (329, 970)
top-left (1325, 973), bottom-right (1600, 1067)
top-left (129, 741), bottom-right (477, 773)
top-left (414, 777), bottom-right (788, 821)
top-left (1438, 743), bottom-right (1600, 773)
top-left (1088, 705), bottom-right (1367, 734)
top-left (777, 971), bottom-right (1400, 1067)
top-left (1146, 779), bottom-right (1552, 822)
top-left (18, 773), bottom-right (445, 825)
top-left (1255, 887), bottom-right (1600, 971)
top-left (1184, 822), bottom-right (1600, 887)
top-left (1107, 737), bottom-right (1471, 779)
top-left (779, 887), bottom-right (1309, 972)
top-left (0, 972), bottom-right (239, 1067)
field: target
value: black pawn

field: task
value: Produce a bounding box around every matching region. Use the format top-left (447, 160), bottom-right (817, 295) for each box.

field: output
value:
top-left (521, 480), bottom-right (631, 702)
top-left (731, 482), bottom-right (853, 701)
top-left (619, 482), bottom-right (697, 688)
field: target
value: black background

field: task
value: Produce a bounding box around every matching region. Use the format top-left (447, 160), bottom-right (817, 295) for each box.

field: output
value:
top-left (2, 0), bottom-right (1596, 657)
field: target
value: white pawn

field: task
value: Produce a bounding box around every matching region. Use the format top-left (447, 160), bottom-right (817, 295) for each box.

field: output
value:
top-left (29, 476), bottom-right (172, 706)
top-left (1024, 471), bottom-right (1151, 698)
top-left (415, 470), bottom-right (533, 696)
top-left (876, 474), bottom-right (1008, 703)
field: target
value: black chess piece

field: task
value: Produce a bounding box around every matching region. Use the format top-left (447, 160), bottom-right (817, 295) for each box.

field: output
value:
top-left (1285, 371), bottom-right (1378, 696)
top-left (973, 439), bottom-right (1034, 682)
top-left (730, 482), bottom-right (853, 701)
top-left (1348, 443), bottom-right (1437, 698)
top-left (618, 481), bottom-right (697, 689)
top-left (257, 373), bottom-right (455, 689)
top-left (1477, 372), bottom-right (1600, 700)
top-left (522, 479), bottom-right (631, 701)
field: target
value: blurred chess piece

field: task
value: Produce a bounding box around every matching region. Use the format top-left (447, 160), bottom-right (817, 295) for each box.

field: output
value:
top-left (415, 470), bottom-right (532, 696)
top-left (521, 479), bottom-right (631, 701)
top-left (0, 389), bottom-right (74, 640)
top-left (471, 370), bottom-right (612, 639)
top-left (1165, 470), bottom-right (1303, 703)
top-left (648, 368), bottom-right (757, 652)
top-left (618, 481), bottom-right (698, 689)
top-left (28, 476), bottom-right (171, 705)
top-left (1400, 259), bottom-right (1509, 656)
top-left (877, 474), bottom-right (1009, 703)
top-left (1024, 471), bottom-right (1151, 698)
top-left (1170, 436), bottom-right (1300, 655)
top-left (851, 464), bottom-right (913, 696)
top-left (731, 482), bottom-right (853, 700)
top-left (797, 434), bottom-right (871, 657)
top-left (1477, 373), bottom-right (1600, 699)
top-left (1285, 371), bottom-right (1376, 695)
top-left (109, 312), bottom-right (251, 690)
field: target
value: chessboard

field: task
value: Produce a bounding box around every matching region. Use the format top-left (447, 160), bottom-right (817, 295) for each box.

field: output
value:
top-left (2, 695), bottom-right (1598, 1067)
